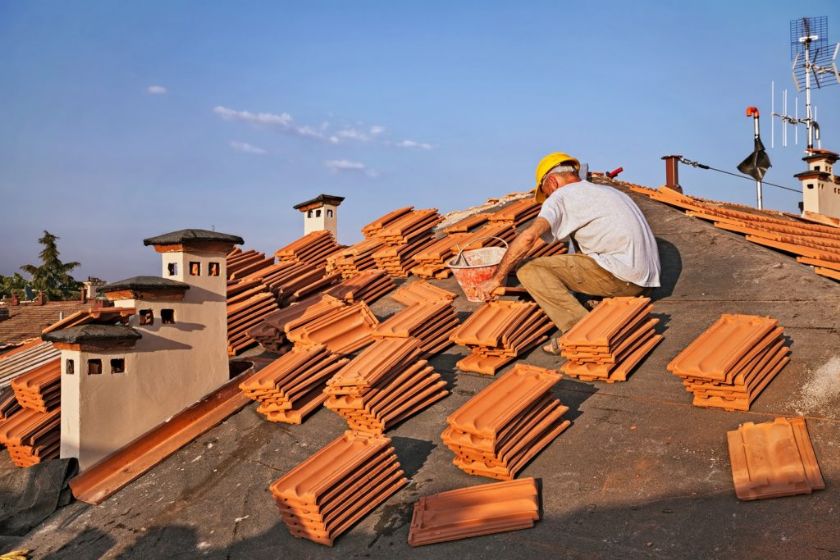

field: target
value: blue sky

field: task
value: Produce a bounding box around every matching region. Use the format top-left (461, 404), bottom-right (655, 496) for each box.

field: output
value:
top-left (1, 1), bottom-right (839, 281)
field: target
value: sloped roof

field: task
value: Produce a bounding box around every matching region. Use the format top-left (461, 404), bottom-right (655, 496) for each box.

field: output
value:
top-left (0, 340), bottom-right (59, 389)
top-left (0, 301), bottom-right (92, 345)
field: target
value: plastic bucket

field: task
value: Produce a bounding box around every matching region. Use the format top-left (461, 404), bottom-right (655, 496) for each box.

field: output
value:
top-left (446, 237), bottom-right (509, 303)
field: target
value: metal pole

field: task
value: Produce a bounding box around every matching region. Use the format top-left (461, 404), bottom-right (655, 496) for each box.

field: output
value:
top-left (804, 37), bottom-right (814, 150)
top-left (748, 108), bottom-right (764, 209)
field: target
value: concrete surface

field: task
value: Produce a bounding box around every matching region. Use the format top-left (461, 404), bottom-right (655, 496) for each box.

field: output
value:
top-left (7, 191), bottom-right (840, 559)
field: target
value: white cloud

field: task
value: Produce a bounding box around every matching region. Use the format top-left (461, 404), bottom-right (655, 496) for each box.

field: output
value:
top-left (147, 85), bottom-right (168, 95)
top-left (214, 106), bottom-right (431, 152)
top-left (324, 159), bottom-right (378, 177)
top-left (229, 141), bottom-right (267, 155)
top-left (395, 139), bottom-right (433, 150)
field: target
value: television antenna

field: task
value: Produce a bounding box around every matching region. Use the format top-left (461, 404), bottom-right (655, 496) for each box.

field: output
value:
top-left (771, 16), bottom-right (840, 151)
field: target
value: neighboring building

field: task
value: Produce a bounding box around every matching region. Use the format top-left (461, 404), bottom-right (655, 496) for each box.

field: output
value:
top-left (796, 149), bottom-right (840, 220)
top-left (44, 229), bottom-right (243, 470)
top-left (293, 194), bottom-right (344, 237)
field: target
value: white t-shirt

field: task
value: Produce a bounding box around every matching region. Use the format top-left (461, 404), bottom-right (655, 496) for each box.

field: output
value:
top-left (537, 180), bottom-right (661, 287)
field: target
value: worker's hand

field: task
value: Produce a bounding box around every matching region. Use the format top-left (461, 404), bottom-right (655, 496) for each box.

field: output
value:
top-left (476, 277), bottom-right (502, 302)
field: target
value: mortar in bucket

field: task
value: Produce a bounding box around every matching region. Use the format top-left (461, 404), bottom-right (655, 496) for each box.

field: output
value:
top-left (447, 237), bottom-right (509, 303)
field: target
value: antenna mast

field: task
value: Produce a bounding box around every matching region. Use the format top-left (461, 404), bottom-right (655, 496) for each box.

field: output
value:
top-left (771, 16), bottom-right (839, 152)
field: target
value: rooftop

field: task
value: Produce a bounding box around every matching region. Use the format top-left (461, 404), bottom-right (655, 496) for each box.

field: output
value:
top-left (6, 179), bottom-right (840, 558)
top-left (0, 301), bottom-right (92, 346)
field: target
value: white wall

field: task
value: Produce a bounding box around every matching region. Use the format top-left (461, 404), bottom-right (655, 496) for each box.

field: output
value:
top-left (60, 248), bottom-right (230, 470)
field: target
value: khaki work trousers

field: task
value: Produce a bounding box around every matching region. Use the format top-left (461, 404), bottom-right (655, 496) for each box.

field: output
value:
top-left (516, 254), bottom-right (647, 335)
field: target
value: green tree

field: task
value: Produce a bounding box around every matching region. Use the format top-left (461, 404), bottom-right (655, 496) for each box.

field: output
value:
top-left (0, 273), bottom-right (30, 298)
top-left (19, 231), bottom-right (82, 300)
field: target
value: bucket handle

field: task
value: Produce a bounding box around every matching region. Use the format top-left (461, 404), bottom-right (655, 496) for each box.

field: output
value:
top-left (452, 236), bottom-right (510, 267)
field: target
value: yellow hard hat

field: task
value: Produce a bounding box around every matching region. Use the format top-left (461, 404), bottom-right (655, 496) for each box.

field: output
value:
top-left (533, 152), bottom-right (580, 203)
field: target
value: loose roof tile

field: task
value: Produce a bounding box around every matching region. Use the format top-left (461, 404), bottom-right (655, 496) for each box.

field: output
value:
top-left (0, 341), bottom-right (60, 390)
top-left (727, 417), bottom-right (824, 501)
top-left (408, 478), bottom-right (540, 546)
top-left (390, 280), bottom-right (457, 306)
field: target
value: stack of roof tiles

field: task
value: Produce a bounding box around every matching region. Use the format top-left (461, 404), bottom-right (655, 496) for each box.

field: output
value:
top-left (324, 269), bottom-right (396, 304)
top-left (450, 300), bottom-right (553, 375)
top-left (230, 259), bottom-right (337, 304)
top-left (285, 299), bottom-right (379, 355)
top-left (226, 248), bottom-right (275, 279)
top-left (728, 417), bottom-right (824, 501)
top-left (246, 294), bottom-right (343, 353)
top-left (11, 360), bottom-right (61, 412)
top-left (275, 230), bottom-right (343, 266)
top-left (408, 478), bottom-right (541, 546)
top-left (227, 281), bottom-right (282, 356)
top-left (667, 314), bottom-right (789, 411)
top-left (558, 297), bottom-right (662, 383)
top-left (0, 340), bottom-right (60, 389)
top-left (239, 345), bottom-right (347, 424)
top-left (487, 198), bottom-right (541, 226)
top-left (367, 209), bottom-right (443, 277)
top-left (326, 238), bottom-right (385, 279)
top-left (390, 280), bottom-right (457, 307)
top-left (269, 431), bottom-right (408, 546)
top-left (0, 360), bottom-right (61, 467)
top-left (372, 302), bottom-right (459, 356)
top-left (410, 233), bottom-right (471, 279)
top-left (628, 185), bottom-right (840, 283)
top-left (361, 206), bottom-right (413, 238)
top-left (442, 364), bottom-right (570, 480)
top-left (324, 338), bottom-right (448, 433)
top-left (443, 212), bottom-right (491, 233)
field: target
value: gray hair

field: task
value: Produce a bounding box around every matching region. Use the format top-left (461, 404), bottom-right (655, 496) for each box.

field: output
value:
top-left (545, 164), bottom-right (578, 178)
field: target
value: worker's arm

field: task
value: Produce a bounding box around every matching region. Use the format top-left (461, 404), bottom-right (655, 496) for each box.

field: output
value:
top-left (476, 217), bottom-right (551, 301)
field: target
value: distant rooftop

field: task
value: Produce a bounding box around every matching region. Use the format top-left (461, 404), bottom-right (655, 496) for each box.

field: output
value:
top-left (143, 229), bottom-right (244, 247)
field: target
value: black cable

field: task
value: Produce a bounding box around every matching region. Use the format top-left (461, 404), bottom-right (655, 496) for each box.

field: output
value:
top-left (679, 157), bottom-right (803, 194)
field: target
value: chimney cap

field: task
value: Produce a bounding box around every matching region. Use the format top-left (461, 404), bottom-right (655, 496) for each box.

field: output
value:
top-left (42, 324), bottom-right (141, 345)
top-left (101, 276), bottom-right (190, 293)
top-left (293, 194), bottom-right (345, 211)
top-left (143, 229), bottom-right (244, 247)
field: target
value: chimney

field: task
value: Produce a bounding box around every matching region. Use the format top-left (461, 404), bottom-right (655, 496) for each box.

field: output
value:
top-left (661, 155), bottom-right (683, 192)
top-left (293, 194), bottom-right (345, 237)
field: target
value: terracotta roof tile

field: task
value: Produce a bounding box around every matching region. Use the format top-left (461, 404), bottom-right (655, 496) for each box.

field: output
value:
top-left (325, 356), bottom-right (448, 433)
top-left (443, 212), bottom-right (492, 234)
top-left (727, 417), bottom-right (824, 501)
top-left (390, 280), bottom-right (457, 307)
top-left (487, 199), bottom-right (541, 226)
top-left (558, 298), bottom-right (661, 383)
top-left (450, 301), bottom-right (553, 375)
top-left (0, 341), bottom-right (60, 390)
top-left (275, 230), bottom-right (343, 266)
top-left (668, 314), bottom-right (790, 411)
top-left (628, 184), bottom-right (840, 282)
top-left (372, 302), bottom-right (459, 356)
top-left (11, 360), bottom-right (60, 413)
top-left (408, 478), bottom-right (540, 546)
top-left (362, 206), bottom-right (414, 239)
top-left (442, 365), bottom-right (569, 480)
top-left (240, 345), bottom-right (347, 424)
top-left (285, 301), bottom-right (379, 355)
top-left (269, 431), bottom-right (407, 546)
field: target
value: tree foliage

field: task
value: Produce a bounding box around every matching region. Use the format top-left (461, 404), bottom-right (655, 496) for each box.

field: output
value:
top-left (11, 231), bottom-right (82, 300)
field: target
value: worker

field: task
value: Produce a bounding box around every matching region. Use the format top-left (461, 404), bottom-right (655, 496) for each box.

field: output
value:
top-left (477, 152), bottom-right (661, 354)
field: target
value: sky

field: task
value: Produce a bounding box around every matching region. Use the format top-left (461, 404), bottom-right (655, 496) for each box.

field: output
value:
top-left (1, 1), bottom-right (839, 282)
